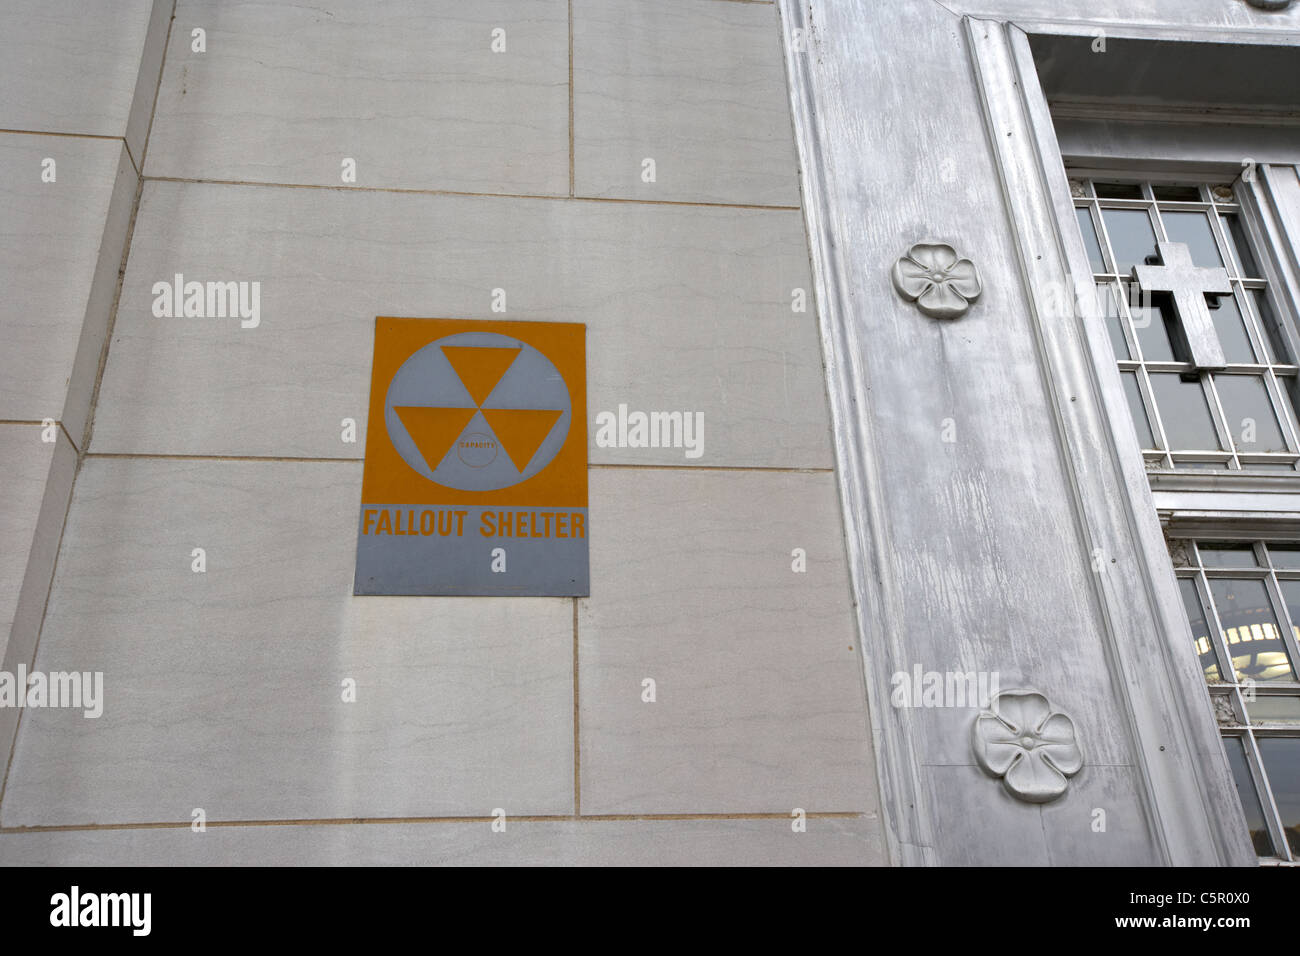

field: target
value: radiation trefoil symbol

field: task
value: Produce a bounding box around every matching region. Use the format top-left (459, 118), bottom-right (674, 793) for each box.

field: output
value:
top-left (383, 332), bottom-right (571, 492)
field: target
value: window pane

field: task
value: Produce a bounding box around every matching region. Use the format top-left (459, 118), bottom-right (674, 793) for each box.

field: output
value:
top-left (1268, 545), bottom-right (1300, 570)
top-left (1215, 375), bottom-right (1287, 454)
top-left (1076, 208), bottom-right (1105, 273)
top-left (1247, 697), bottom-right (1300, 725)
top-left (1095, 181), bottom-right (1144, 199)
top-left (1276, 579), bottom-right (1300, 645)
top-left (1149, 373), bottom-right (1221, 450)
top-left (1098, 284), bottom-right (1129, 359)
top-left (1208, 293), bottom-right (1255, 364)
top-left (1198, 544), bottom-right (1258, 568)
top-left (1257, 737), bottom-right (1300, 856)
top-left (1129, 293), bottom-right (1177, 362)
top-left (1102, 208), bottom-right (1158, 273)
top-left (1223, 737), bottom-right (1275, 857)
top-left (1180, 578), bottom-right (1221, 681)
top-left (1274, 375), bottom-right (1300, 438)
top-left (1208, 577), bottom-right (1295, 683)
top-left (1162, 211), bottom-right (1223, 268)
top-left (1251, 290), bottom-right (1290, 364)
top-left (1223, 214), bottom-right (1260, 279)
top-left (1120, 371), bottom-right (1155, 448)
top-left (1152, 184), bottom-right (1202, 202)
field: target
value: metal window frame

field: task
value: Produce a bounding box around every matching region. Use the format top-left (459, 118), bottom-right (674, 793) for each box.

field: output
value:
top-left (777, 2), bottom-right (1298, 866)
top-left (965, 19), bottom-right (1299, 866)
top-left (1075, 176), bottom-right (1300, 473)
top-left (1175, 538), bottom-right (1300, 862)
top-left (1013, 36), bottom-right (1300, 863)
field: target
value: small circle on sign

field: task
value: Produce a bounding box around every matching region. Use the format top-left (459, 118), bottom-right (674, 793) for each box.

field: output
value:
top-left (457, 433), bottom-right (499, 468)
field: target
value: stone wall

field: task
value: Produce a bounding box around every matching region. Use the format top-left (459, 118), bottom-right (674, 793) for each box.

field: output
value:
top-left (0, 0), bottom-right (884, 864)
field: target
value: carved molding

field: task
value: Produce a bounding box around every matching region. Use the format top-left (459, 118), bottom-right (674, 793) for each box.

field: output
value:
top-left (1164, 533), bottom-right (1192, 569)
top-left (891, 241), bottom-right (983, 319)
top-left (972, 690), bottom-right (1083, 803)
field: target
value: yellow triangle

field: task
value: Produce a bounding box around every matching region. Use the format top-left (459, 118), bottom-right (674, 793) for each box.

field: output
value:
top-left (394, 406), bottom-right (478, 472)
top-left (481, 408), bottom-right (563, 473)
top-left (441, 346), bottom-right (521, 407)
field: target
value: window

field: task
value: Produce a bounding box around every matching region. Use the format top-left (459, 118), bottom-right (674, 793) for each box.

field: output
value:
top-left (1072, 177), bottom-right (1300, 472)
top-left (1070, 170), bottom-right (1300, 862)
top-left (1172, 539), bottom-right (1300, 861)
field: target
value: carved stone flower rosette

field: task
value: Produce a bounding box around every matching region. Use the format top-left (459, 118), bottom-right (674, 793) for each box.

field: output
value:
top-left (971, 690), bottom-right (1083, 804)
top-left (891, 241), bottom-right (983, 319)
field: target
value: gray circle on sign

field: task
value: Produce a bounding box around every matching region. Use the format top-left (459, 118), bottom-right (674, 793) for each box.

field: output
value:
top-left (457, 432), bottom-right (499, 468)
top-left (384, 331), bottom-right (571, 492)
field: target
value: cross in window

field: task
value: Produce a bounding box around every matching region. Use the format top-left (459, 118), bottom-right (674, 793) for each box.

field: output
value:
top-left (1132, 241), bottom-right (1232, 370)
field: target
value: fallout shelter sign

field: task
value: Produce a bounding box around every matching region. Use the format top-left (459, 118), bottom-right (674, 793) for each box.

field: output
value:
top-left (354, 317), bottom-right (588, 596)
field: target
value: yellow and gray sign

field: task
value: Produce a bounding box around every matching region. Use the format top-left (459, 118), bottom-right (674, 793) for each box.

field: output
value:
top-left (354, 317), bottom-right (588, 596)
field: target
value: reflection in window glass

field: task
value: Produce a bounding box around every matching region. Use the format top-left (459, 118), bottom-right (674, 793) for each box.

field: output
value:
top-left (1215, 375), bottom-right (1288, 454)
top-left (1198, 544), bottom-right (1258, 568)
top-left (1077, 209), bottom-right (1105, 273)
top-left (1247, 696), bottom-right (1300, 725)
top-left (1130, 294), bottom-right (1177, 362)
top-left (1102, 208), bottom-right (1158, 274)
top-left (1257, 738), bottom-right (1300, 855)
top-left (1120, 372), bottom-right (1154, 448)
top-left (1251, 291), bottom-right (1290, 365)
top-left (1276, 580), bottom-right (1300, 646)
top-left (1274, 376), bottom-right (1300, 440)
top-left (1095, 181), bottom-right (1144, 200)
top-left (1180, 578), bottom-right (1220, 681)
top-left (1208, 294), bottom-right (1255, 364)
top-left (1206, 578), bottom-right (1294, 683)
top-left (1269, 546), bottom-right (1300, 570)
top-left (1243, 462), bottom-right (1297, 473)
top-left (1097, 285), bottom-right (1129, 360)
top-left (1149, 374), bottom-right (1221, 450)
top-left (1162, 211), bottom-right (1223, 268)
top-left (1223, 215), bottom-right (1260, 279)
top-left (1152, 184), bottom-right (1202, 202)
top-left (1224, 737), bottom-right (1275, 857)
